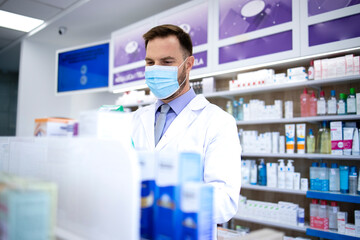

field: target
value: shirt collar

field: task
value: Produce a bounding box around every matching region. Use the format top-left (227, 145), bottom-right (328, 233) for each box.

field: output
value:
top-left (155, 87), bottom-right (196, 115)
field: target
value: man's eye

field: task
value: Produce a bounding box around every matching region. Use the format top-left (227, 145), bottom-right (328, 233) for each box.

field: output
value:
top-left (146, 62), bottom-right (154, 65)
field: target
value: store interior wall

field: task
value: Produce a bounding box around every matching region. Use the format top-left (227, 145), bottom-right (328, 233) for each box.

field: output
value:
top-left (16, 39), bottom-right (118, 136)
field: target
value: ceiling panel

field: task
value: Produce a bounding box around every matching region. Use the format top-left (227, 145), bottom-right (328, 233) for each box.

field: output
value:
top-left (1, 0), bottom-right (61, 20)
top-left (34, 0), bottom-right (79, 9)
top-left (0, 27), bottom-right (24, 41)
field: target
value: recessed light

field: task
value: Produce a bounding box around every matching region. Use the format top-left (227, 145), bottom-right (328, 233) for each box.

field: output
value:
top-left (0, 10), bottom-right (44, 32)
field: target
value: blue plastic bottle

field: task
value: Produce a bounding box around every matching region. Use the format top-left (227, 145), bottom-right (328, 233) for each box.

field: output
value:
top-left (339, 165), bottom-right (349, 193)
top-left (257, 159), bottom-right (267, 186)
top-left (310, 162), bottom-right (319, 190)
top-left (238, 98), bottom-right (244, 121)
top-left (232, 100), bottom-right (238, 120)
top-left (319, 163), bottom-right (329, 191)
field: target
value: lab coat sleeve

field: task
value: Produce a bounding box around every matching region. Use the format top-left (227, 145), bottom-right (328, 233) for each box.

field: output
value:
top-left (203, 113), bottom-right (241, 224)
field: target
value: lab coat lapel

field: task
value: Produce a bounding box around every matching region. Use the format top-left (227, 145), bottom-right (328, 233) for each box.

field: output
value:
top-left (155, 95), bottom-right (209, 150)
top-left (140, 105), bottom-right (156, 149)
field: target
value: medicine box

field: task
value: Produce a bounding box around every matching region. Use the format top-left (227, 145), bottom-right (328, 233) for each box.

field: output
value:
top-left (34, 117), bottom-right (76, 137)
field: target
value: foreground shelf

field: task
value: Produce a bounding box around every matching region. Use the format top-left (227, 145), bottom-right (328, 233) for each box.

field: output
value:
top-left (307, 191), bottom-right (360, 204)
top-left (242, 184), bottom-right (306, 195)
top-left (306, 228), bottom-right (359, 240)
top-left (242, 153), bottom-right (360, 160)
top-left (233, 215), bottom-right (306, 232)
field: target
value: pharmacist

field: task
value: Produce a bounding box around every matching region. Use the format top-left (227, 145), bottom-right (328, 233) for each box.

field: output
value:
top-left (132, 24), bottom-right (241, 224)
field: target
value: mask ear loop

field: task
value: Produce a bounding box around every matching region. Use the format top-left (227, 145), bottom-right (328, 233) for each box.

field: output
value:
top-left (177, 57), bottom-right (189, 89)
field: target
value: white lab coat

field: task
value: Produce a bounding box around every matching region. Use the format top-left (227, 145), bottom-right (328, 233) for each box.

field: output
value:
top-left (132, 94), bottom-right (241, 224)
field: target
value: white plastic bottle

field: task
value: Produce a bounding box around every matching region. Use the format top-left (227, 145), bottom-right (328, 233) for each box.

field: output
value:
top-left (319, 200), bottom-right (329, 230)
top-left (285, 160), bottom-right (295, 190)
top-left (327, 90), bottom-right (337, 115)
top-left (319, 163), bottom-right (329, 192)
top-left (250, 160), bottom-right (257, 185)
top-left (328, 201), bottom-right (339, 231)
top-left (278, 159), bottom-right (286, 189)
top-left (310, 199), bottom-right (319, 228)
top-left (329, 163), bottom-right (340, 192)
top-left (317, 90), bottom-right (326, 115)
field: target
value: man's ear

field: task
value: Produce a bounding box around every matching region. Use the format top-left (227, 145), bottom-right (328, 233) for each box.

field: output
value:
top-left (186, 55), bottom-right (195, 72)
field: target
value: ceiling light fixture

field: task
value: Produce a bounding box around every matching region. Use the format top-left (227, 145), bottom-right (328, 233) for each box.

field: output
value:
top-left (0, 10), bottom-right (44, 32)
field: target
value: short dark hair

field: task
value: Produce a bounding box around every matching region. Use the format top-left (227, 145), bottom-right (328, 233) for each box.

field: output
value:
top-left (143, 24), bottom-right (193, 58)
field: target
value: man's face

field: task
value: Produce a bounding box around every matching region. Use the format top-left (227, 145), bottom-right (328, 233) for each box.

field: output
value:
top-left (145, 35), bottom-right (187, 82)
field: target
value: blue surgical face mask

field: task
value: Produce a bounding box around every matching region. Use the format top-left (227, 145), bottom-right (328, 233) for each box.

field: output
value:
top-left (145, 58), bottom-right (187, 99)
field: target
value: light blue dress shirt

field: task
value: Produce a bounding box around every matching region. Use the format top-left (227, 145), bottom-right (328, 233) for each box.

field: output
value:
top-left (154, 87), bottom-right (196, 139)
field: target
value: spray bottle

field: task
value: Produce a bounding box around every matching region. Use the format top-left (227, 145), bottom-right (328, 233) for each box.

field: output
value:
top-left (257, 159), bottom-right (267, 186)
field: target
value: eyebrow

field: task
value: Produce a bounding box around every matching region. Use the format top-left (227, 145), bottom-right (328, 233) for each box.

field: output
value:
top-left (145, 56), bottom-right (176, 62)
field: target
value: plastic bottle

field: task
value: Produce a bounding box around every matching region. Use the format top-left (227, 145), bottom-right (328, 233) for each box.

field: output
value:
top-left (317, 121), bottom-right (331, 154)
top-left (347, 88), bottom-right (356, 114)
top-left (277, 159), bottom-right (286, 189)
top-left (337, 93), bottom-right (347, 115)
top-left (250, 160), bottom-right (257, 185)
top-left (285, 160), bottom-right (295, 190)
top-left (327, 90), bottom-right (337, 115)
top-left (232, 100), bottom-right (239, 120)
top-left (349, 166), bottom-right (358, 194)
top-left (309, 91), bottom-right (318, 116)
top-left (307, 129), bottom-right (316, 153)
top-left (329, 163), bottom-right (340, 192)
top-left (308, 60), bottom-right (314, 80)
top-left (310, 162), bottom-right (319, 190)
top-left (300, 88), bottom-right (310, 117)
top-left (328, 201), bottom-right (339, 231)
top-left (310, 199), bottom-right (319, 228)
top-left (317, 90), bottom-right (326, 115)
top-left (339, 165), bottom-right (349, 193)
top-left (319, 163), bottom-right (329, 192)
top-left (257, 159), bottom-right (267, 186)
top-left (237, 98), bottom-right (244, 121)
top-left (358, 168), bottom-right (360, 195)
top-left (319, 200), bottom-right (329, 230)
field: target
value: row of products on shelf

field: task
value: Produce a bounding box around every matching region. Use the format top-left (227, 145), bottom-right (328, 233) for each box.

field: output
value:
top-left (241, 159), bottom-right (307, 191)
top-left (309, 199), bottom-right (360, 237)
top-left (310, 162), bottom-right (359, 194)
top-left (237, 195), bottom-right (304, 227)
top-left (239, 121), bottom-right (360, 155)
top-left (0, 173), bottom-right (57, 239)
top-left (225, 87), bottom-right (360, 122)
top-left (313, 54), bottom-right (360, 80)
top-left (300, 87), bottom-right (359, 117)
top-left (138, 151), bottom-right (213, 240)
top-left (229, 54), bottom-right (360, 91)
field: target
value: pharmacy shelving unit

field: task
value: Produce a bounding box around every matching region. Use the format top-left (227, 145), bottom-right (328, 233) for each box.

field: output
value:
top-left (199, 63), bottom-right (360, 238)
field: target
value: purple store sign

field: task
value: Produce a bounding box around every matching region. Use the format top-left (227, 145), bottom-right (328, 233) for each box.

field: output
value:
top-left (308, 0), bottom-right (360, 17)
top-left (219, 30), bottom-right (292, 64)
top-left (192, 51), bottom-right (207, 70)
top-left (113, 66), bottom-right (145, 86)
top-left (113, 25), bottom-right (150, 68)
top-left (309, 13), bottom-right (360, 46)
top-left (219, 0), bottom-right (292, 40)
top-left (158, 2), bottom-right (208, 46)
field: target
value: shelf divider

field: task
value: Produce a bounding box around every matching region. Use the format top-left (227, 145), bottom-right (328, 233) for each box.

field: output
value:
top-left (236, 115), bottom-right (360, 125)
top-left (204, 75), bottom-right (360, 98)
top-left (233, 215), bottom-right (307, 232)
top-left (242, 184), bottom-right (306, 195)
top-left (241, 153), bottom-right (360, 160)
top-left (306, 228), bottom-right (359, 240)
top-left (306, 191), bottom-right (360, 204)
